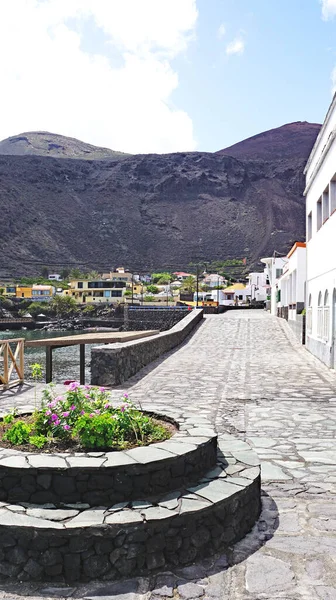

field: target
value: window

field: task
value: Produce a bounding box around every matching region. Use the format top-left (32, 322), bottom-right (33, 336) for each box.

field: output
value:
top-left (331, 178), bottom-right (336, 215)
top-left (104, 291), bottom-right (111, 297)
top-left (307, 211), bottom-right (312, 241)
top-left (276, 269), bottom-right (282, 279)
top-left (88, 281), bottom-right (126, 289)
top-left (323, 187), bottom-right (330, 223)
top-left (111, 290), bottom-right (122, 297)
top-left (77, 282), bottom-right (83, 289)
top-left (317, 292), bottom-right (323, 338)
top-left (317, 198), bottom-right (322, 231)
top-left (307, 294), bottom-right (312, 333)
top-left (323, 290), bottom-right (330, 341)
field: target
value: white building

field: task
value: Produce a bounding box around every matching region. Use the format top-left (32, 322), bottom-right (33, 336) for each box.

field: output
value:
top-left (304, 94), bottom-right (336, 368)
top-left (260, 255), bottom-right (288, 315)
top-left (246, 271), bottom-right (268, 302)
top-left (278, 242), bottom-right (306, 342)
top-left (202, 273), bottom-right (227, 288)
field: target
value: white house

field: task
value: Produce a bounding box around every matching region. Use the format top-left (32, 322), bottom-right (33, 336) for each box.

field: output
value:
top-left (260, 255), bottom-right (288, 315)
top-left (304, 93), bottom-right (336, 368)
top-left (277, 242), bottom-right (306, 342)
top-left (246, 271), bottom-right (268, 302)
top-left (202, 273), bottom-right (227, 288)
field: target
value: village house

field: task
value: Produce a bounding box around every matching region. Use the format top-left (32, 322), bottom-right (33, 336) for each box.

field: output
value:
top-left (277, 242), bottom-right (306, 343)
top-left (64, 279), bottom-right (126, 304)
top-left (15, 284), bottom-right (55, 301)
top-left (260, 255), bottom-right (288, 315)
top-left (222, 283), bottom-right (249, 306)
top-left (304, 92), bottom-right (336, 368)
top-left (202, 273), bottom-right (227, 288)
top-left (246, 271), bottom-right (268, 303)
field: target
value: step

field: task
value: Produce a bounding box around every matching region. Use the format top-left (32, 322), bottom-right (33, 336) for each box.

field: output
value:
top-left (0, 406), bottom-right (217, 506)
top-left (0, 435), bottom-right (261, 582)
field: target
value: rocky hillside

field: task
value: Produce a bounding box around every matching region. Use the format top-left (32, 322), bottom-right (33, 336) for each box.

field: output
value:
top-left (0, 132), bottom-right (129, 160)
top-left (0, 123), bottom-right (320, 277)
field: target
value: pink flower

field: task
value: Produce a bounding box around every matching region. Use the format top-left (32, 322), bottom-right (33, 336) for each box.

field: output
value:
top-left (55, 396), bottom-right (64, 402)
top-left (104, 403), bottom-right (110, 409)
top-left (124, 393), bottom-right (129, 399)
top-left (95, 409), bottom-right (100, 414)
top-left (99, 387), bottom-right (105, 392)
top-left (45, 410), bottom-right (51, 416)
top-left (62, 411), bottom-right (70, 418)
top-left (63, 424), bottom-right (71, 431)
top-left (51, 418), bottom-right (60, 426)
top-left (48, 400), bottom-right (57, 408)
top-left (80, 410), bottom-right (85, 415)
top-left (70, 405), bottom-right (76, 411)
top-left (120, 405), bottom-right (125, 413)
top-left (68, 382), bottom-right (80, 391)
top-left (89, 413), bottom-right (94, 418)
top-left (85, 394), bottom-right (90, 399)
top-left (51, 414), bottom-right (59, 421)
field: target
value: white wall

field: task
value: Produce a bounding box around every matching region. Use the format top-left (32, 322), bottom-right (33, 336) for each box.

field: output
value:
top-left (305, 97), bottom-right (336, 368)
top-left (278, 246), bottom-right (306, 321)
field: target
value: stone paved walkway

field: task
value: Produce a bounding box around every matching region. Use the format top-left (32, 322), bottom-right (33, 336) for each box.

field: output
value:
top-left (1, 310), bottom-right (336, 599)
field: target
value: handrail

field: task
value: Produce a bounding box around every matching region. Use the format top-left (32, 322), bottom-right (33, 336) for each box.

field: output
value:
top-left (0, 338), bottom-right (25, 391)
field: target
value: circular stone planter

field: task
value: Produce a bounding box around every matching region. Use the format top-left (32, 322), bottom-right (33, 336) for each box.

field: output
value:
top-left (0, 407), bottom-right (217, 507)
top-left (0, 405), bottom-right (261, 583)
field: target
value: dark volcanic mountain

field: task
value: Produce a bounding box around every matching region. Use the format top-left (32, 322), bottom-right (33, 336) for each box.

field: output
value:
top-left (0, 123), bottom-right (320, 277)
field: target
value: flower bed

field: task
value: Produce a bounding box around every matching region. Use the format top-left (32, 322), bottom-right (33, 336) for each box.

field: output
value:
top-left (0, 382), bottom-right (172, 453)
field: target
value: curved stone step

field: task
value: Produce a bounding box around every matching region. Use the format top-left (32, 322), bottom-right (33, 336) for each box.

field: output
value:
top-left (0, 407), bottom-right (217, 506)
top-left (0, 435), bottom-right (261, 582)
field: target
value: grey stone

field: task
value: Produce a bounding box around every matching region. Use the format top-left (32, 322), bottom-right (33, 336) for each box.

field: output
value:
top-left (24, 558), bottom-right (44, 578)
top-left (83, 555), bottom-right (110, 577)
top-left (125, 446), bottom-right (175, 464)
top-left (7, 546), bottom-right (27, 564)
top-left (26, 508), bottom-right (79, 521)
top-left (146, 552), bottom-right (165, 570)
top-left (67, 456), bottom-right (105, 467)
top-left (40, 588), bottom-right (75, 597)
top-left (37, 474), bottom-right (52, 490)
top-left (245, 554), bottom-right (294, 593)
top-left (28, 455), bottom-right (67, 468)
top-left (0, 455), bottom-right (30, 468)
top-left (187, 479), bottom-right (241, 503)
top-left (142, 506), bottom-right (175, 521)
top-left (105, 510), bottom-right (143, 524)
top-left (66, 508), bottom-right (106, 527)
top-left (178, 582), bottom-right (204, 599)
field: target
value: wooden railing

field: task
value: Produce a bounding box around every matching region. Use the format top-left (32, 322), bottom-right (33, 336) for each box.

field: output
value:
top-left (0, 339), bottom-right (24, 391)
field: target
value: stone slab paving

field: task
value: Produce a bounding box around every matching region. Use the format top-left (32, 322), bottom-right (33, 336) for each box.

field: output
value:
top-left (0, 310), bottom-right (336, 598)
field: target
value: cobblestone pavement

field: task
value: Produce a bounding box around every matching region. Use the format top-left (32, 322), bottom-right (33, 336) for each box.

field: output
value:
top-left (1, 310), bottom-right (336, 599)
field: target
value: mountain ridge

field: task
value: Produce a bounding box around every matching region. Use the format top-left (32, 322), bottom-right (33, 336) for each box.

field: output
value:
top-left (0, 122), bottom-right (321, 277)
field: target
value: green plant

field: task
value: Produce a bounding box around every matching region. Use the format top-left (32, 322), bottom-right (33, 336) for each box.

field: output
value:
top-left (30, 363), bottom-right (43, 411)
top-left (146, 285), bottom-right (159, 294)
top-left (4, 421), bottom-right (31, 445)
top-left (143, 295), bottom-right (155, 302)
top-left (82, 304), bottom-right (95, 313)
top-left (29, 435), bottom-right (47, 449)
top-left (73, 413), bottom-right (119, 449)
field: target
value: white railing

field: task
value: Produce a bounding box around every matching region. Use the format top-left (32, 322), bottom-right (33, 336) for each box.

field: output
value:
top-left (323, 307), bottom-right (330, 341)
top-left (317, 307), bottom-right (323, 339)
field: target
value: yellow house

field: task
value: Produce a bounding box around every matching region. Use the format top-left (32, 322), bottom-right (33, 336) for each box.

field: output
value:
top-left (1, 284), bottom-right (16, 297)
top-left (64, 279), bottom-right (126, 304)
top-left (16, 285), bottom-right (54, 300)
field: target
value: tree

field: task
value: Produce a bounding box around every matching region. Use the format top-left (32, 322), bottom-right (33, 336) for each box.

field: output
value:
top-left (146, 285), bottom-right (159, 294)
top-left (181, 276), bottom-right (196, 294)
top-left (40, 266), bottom-right (49, 278)
top-left (51, 295), bottom-right (78, 318)
top-left (151, 272), bottom-right (173, 284)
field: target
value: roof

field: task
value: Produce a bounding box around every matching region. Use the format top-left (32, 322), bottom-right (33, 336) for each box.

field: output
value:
top-left (173, 272), bottom-right (193, 276)
top-left (287, 241), bottom-right (306, 259)
top-left (224, 283), bottom-right (246, 293)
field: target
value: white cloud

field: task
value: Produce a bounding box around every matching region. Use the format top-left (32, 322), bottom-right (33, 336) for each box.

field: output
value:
top-left (321, 0), bottom-right (336, 19)
top-left (0, 0), bottom-right (198, 153)
top-left (218, 23), bottom-right (226, 38)
top-left (226, 38), bottom-right (245, 56)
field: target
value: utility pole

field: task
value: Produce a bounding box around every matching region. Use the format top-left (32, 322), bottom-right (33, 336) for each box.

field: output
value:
top-left (217, 276), bottom-right (220, 307)
top-left (131, 275), bottom-right (134, 306)
top-left (196, 266), bottom-right (199, 308)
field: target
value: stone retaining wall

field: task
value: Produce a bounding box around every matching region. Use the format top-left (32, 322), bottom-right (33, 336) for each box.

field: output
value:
top-left (91, 309), bottom-right (203, 386)
top-left (123, 307), bottom-right (189, 332)
top-left (0, 409), bottom-right (216, 507)
top-left (0, 436), bottom-right (261, 582)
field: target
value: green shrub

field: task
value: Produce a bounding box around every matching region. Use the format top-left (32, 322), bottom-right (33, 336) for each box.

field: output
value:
top-left (30, 435), bottom-right (47, 449)
top-left (73, 413), bottom-right (119, 449)
top-left (4, 421), bottom-right (31, 445)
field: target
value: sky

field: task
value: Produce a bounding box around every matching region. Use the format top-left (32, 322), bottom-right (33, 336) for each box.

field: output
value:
top-left (1, 0), bottom-right (336, 154)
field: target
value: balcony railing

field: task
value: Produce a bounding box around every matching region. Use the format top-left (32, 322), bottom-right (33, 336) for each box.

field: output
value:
top-left (0, 338), bottom-right (24, 391)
